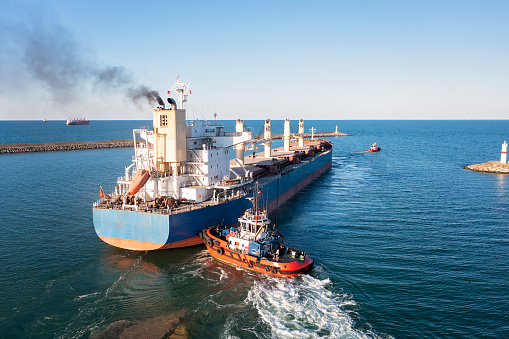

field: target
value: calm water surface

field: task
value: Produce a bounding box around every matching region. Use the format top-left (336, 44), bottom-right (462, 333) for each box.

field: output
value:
top-left (0, 120), bottom-right (508, 338)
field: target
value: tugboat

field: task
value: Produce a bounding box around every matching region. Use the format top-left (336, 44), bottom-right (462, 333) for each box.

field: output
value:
top-left (366, 141), bottom-right (381, 152)
top-left (200, 183), bottom-right (313, 277)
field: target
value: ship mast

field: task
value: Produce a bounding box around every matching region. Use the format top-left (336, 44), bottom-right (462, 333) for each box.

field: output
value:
top-left (170, 75), bottom-right (191, 109)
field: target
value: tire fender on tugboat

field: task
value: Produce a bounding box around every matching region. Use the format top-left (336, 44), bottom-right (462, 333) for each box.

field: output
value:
top-left (206, 239), bottom-right (213, 247)
top-left (216, 247), bottom-right (224, 255)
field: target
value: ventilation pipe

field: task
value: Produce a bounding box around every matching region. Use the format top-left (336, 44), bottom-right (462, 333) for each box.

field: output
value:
top-left (167, 98), bottom-right (177, 110)
top-left (264, 119), bottom-right (272, 158)
top-left (156, 96), bottom-right (165, 108)
top-left (236, 119), bottom-right (245, 166)
top-left (298, 119), bottom-right (304, 147)
top-left (284, 119), bottom-right (291, 152)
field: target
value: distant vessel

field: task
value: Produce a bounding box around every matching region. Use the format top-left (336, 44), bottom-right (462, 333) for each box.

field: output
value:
top-left (93, 77), bottom-right (333, 251)
top-left (66, 118), bottom-right (89, 125)
top-left (367, 141), bottom-right (381, 152)
top-left (201, 183), bottom-right (313, 277)
top-left (43, 119), bottom-right (48, 122)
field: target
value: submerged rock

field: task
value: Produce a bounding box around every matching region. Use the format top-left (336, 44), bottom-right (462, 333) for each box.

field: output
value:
top-left (90, 311), bottom-right (187, 339)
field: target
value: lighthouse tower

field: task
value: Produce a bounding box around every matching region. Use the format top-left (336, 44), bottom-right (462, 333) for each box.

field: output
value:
top-left (501, 141), bottom-right (508, 164)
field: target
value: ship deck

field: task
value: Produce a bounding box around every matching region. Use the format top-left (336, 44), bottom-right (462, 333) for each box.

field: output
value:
top-left (93, 141), bottom-right (332, 215)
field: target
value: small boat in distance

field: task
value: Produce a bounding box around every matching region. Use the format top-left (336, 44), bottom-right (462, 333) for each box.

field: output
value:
top-left (200, 183), bottom-right (314, 277)
top-left (66, 118), bottom-right (89, 125)
top-left (366, 141), bottom-right (381, 152)
top-left (43, 119), bottom-right (48, 122)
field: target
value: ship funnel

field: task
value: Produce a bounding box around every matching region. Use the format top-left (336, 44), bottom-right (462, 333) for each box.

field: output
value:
top-left (156, 95), bottom-right (165, 108)
top-left (167, 98), bottom-right (177, 110)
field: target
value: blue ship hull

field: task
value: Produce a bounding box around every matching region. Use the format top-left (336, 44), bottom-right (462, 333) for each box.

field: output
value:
top-left (93, 149), bottom-right (332, 250)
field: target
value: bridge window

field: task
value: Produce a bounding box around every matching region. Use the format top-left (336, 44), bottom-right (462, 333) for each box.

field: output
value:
top-left (160, 115), bottom-right (168, 126)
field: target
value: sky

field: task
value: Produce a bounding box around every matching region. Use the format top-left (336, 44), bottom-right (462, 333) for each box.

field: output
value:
top-left (0, 0), bottom-right (508, 120)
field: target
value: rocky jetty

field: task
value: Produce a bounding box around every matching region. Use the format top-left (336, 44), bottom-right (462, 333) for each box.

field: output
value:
top-left (254, 131), bottom-right (350, 140)
top-left (0, 140), bottom-right (133, 154)
top-left (464, 161), bottom-right (509, 174)
top-left (1, 131), bottom-right (349, 154)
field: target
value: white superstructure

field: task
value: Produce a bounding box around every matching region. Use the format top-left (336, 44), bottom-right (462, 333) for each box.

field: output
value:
top-left (226, 184), bottom-right (282, 257)
top-left (116, 77), bottom-right (253, 205)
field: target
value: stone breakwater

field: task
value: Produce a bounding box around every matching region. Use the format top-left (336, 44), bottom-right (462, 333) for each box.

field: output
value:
top-left (254, 131), bottom-right (350, 140)
top-left (1, 131), bottom-right (350, 154)
top-left (464, 161), bottom-right (509, 174)
top-left (0, 140), bottom-right (133, 154)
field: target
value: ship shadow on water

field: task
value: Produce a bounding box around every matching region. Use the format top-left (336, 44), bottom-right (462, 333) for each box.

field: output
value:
top-left (86, 246), bottom-right (202, 338)
top-left (92, 245), bottom-right (272, 338)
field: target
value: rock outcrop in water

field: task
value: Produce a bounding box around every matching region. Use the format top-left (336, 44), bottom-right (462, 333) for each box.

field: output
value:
top-left (464, 161), bottom-right (509, 174)
top-left (90, 311), bottom-right (188, 339)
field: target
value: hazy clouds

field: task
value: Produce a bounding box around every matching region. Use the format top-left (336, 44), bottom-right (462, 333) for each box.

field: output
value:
top-left (0, 4), bottom-right (161, 117)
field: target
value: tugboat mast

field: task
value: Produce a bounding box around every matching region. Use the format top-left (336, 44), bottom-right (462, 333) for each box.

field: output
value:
top-left (253, 181), bottom-right (261, 215)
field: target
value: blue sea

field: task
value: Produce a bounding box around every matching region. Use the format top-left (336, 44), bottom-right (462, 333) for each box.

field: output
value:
top-left (0, 120), bottom-right (508, 338)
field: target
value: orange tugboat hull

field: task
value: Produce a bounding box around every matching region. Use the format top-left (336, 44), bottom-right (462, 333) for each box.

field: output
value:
top-left (203, 228), bottom-right (314, 277)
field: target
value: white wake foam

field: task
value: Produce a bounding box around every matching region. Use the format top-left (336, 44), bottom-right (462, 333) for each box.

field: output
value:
top-left (246, 275), bottom-right (377, 338)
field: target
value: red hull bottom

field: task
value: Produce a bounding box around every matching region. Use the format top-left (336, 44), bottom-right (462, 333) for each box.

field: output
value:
top-left (99, 235), bottom-right (202, 251)
top-left (203, 229), bottom-right (313, 277)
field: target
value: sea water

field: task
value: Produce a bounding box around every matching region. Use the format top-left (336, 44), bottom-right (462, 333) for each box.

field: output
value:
top-left (0, 120), bottom-right (508, 338)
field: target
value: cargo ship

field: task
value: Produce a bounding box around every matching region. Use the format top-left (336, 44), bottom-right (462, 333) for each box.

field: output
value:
top-left (66, 117), bottom-right (90, 125)
top-left (92, 78), bottom-right (333, 251)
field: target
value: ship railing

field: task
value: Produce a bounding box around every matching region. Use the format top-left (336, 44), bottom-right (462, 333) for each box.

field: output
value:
top-left (216, 131), bottom-right (242, 137)
top-left (93, 191), bottom-right (116, 207)
top-left (93, 191), bottom-right (243, 213)
top-left (133, 128), bottom-right (150, 133)
top-left (187, 150), bottom-right (205, 163)
top-left (144, 202), bottom-right (202, 215)
top-left (200, 145), bottom-right (218, 151)
top-left (189, 163), bottom-right (204, 175)
top-left (139, 193), bottom-right (242, 215)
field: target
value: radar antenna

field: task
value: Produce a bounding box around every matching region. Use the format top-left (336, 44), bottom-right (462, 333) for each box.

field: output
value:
top-left (170, 75), bottom-right (191, 109)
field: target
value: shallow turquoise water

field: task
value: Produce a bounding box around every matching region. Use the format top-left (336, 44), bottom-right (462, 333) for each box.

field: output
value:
top-left (0, 120), bottom-right (508, 338)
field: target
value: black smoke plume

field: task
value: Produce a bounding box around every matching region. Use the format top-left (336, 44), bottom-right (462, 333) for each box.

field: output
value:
top-left (128, 86), bottom-right (163, 107)
top-left (0, 8), bottom-right (160, 107)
